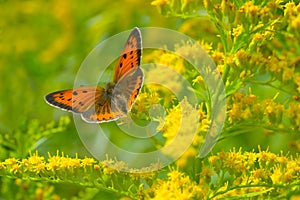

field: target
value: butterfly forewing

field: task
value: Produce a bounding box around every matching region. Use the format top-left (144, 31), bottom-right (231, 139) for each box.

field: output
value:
top-left (45, 87), bottom-right (104, 113)
top-left (113, 27), bottom-right (142, 83)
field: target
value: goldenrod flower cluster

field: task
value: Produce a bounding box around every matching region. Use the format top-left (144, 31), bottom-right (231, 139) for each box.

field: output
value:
top-left (145, 148), bottom-right (300, 199)
top-left (0, 151), bottom-right (159, 199)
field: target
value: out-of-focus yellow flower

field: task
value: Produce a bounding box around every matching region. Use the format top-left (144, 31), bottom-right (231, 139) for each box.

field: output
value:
top-left (39, 0), bottom-right (74, 63)
top-left (253, 32), bottom-right (263, 43)
top-left (232, 25), bottom-right (243, 38)
top-left (228, 103), bottom-right (242, 123)
top-left (282, 67), bottom-right (294, 82)
top-left (35, 188), bottom-right (44, 200)
top-left (192, 75), bottom-right (204, 86)
top-left (203, 0), bottom-right (213, 10)
top-left (284, 2), bottom-right (296, 16)
top-left (151, 0), bottom-right (169, 6)
top-left (294, 73), bottom-right (300, 93)
top-left (287, 102), bottom-right (300, 130)
top-left (211, 50), bottom-right (224, 65)
top-left (291, 13), bottom-right (300, 29)
top-left (244, 2), bottom-right (259, 17)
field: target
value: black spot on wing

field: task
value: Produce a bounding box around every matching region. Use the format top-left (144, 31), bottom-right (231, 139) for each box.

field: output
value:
top-left (45, 93), bottom-right (72, 111)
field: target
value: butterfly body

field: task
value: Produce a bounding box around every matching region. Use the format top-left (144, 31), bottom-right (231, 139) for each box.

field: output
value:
top-left (45, 27), bottom-right (143, 123)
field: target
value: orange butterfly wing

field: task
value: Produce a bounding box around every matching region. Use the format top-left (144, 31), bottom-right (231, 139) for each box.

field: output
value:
top-left (113, 27), bottom-right (142, 83)
top-left (45, 87), bottom-right (104, 113)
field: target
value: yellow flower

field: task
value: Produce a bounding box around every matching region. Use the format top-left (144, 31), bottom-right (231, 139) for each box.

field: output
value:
top-left (270, 167), bottom-right (283, 184)
top-left (151, 0), bottom-right (169, 6)
top-left (242, 108), bottom-right (252, 119)
top-left (260, 7), bottom-right (271, 23)
top-left (199, 40), bottom-right (213, 53)
top-left (176, 147), bottom-right (197, 168)
top-left (68, 156), bottom-right (81, 170)
top-left (287, 102), bottom-right (300, 129)
top-left (208, 155), bottom-right (218, 167)
top-left (253, 32), bottom-right (263, 42)
top-left (4, 158), bottom-right (18, 165)
top-left (148, 170), bottom-right (204, 199)
top-left (60, 157), bottom-right (75, 170)
top-left (47, 156), bottom-right (60, 171)
top-left (267, 57), bottom-right (282, 73)
top-left (291, 13), bottom-right (300, 29)
top-left (15, 178), bottom-right (22, 186)
top-left (93, 164), bottom-right (101, 172)
top-left (211, 50), bottom-right (224, 65)
top-left (192, 75), bottom-right (204, 86)
top-left (232, 25), bottom-right (243, 38)
top-left (228, 103), bottom-right (242, 123)
top-left (282, 67), bottom-right (294, 82)
top-left (244, 2), bottom-right (260, 16)
top-left (284, 2), bottom-right (296, 16)
top-left (81, 157), bottom-right (96, 168)
top-left (34, 162), bottom-right (46, 174)
top-left (203, 0), bottom-right (213, 10)
top-left (35, 188), bottom-right (44, 200)
top-left (294, 73), bottom-right (300, 93)
top-left (10, 164), bottom-right (20, 174)
top-left (244, 151), bottom-right (258, 168)
top-left (148, 91), bottom-right (162, 106)
top-left (252, 169), bottom-right (269, 183)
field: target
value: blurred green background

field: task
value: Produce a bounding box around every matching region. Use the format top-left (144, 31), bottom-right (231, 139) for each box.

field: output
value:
top-left (1, 1), bottom-right (299, 199)
top-left (0, 0), bottom-right (297, 160)
top-left (0, 0), bottom-right (184, 158)
top-left (0, 0), bottom-right (173, 129)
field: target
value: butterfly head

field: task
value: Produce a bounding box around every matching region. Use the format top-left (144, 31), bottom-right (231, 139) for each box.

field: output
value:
top-left (105, 82), bottom-right (115, 95)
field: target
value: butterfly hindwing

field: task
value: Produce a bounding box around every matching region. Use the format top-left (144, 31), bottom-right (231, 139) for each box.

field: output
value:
top-left (113, 27), bottom-right (142, 83)
top-left (81, 99), bottom-right (125, 123)
top-left (112, 67), bottom-right (144, 113)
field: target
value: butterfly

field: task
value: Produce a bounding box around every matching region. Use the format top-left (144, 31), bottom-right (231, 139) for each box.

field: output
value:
top-left (45, 27), bottom-right (143, 123)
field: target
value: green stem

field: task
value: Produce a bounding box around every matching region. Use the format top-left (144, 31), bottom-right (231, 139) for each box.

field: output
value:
top-left (248, 80), bottom-right (293, 95)
top-left (209, 181), bottom-right (300, 200)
